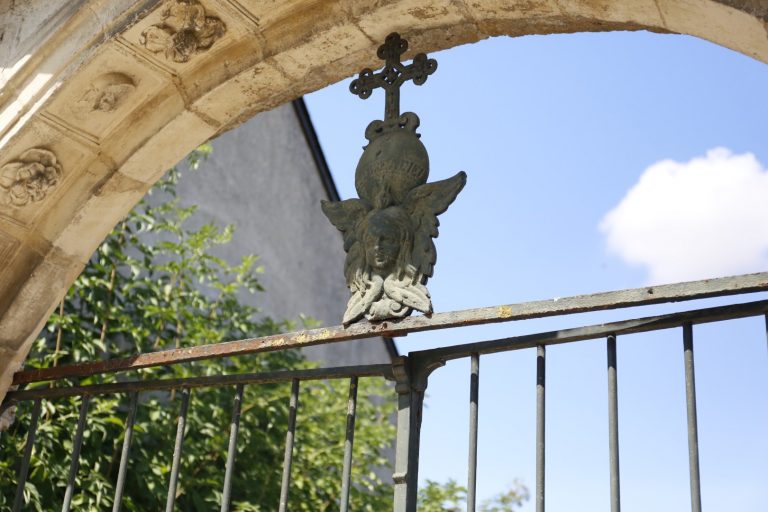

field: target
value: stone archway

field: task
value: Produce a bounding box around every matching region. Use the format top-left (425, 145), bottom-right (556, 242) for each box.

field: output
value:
top-left (1, 0), bottom-right (766, 400)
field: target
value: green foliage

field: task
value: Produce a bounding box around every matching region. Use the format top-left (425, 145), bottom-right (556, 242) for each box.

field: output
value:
top-left (419, 479), bottom-right (468, 512)
top-left (418, 479), bottom-right (529, 512)
top-left (479, 480), bottom-right (529, 512)
top-left (0, 145), bottom-right (394, 511)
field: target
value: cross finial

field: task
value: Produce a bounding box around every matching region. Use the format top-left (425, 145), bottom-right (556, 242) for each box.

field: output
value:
top-left (349, 33), bottom-right (437, 120)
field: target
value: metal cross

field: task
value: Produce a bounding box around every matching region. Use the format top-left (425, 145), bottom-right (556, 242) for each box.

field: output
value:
top-left (349, 33), bottom-right (437, 120)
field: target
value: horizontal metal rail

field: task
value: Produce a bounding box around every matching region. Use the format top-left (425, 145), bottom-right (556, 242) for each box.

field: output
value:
top-left (409, 298), bottom-right (768, 362)
top-left (13, 272), bottom-right (768, 385)
top-left (6, 299), bottom-right (767, 412)
top-left (2, 365), bottom-right (392, 409)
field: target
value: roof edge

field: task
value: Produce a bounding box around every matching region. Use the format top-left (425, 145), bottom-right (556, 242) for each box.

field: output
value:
top-left (291, 98), bottom-right (340, 202)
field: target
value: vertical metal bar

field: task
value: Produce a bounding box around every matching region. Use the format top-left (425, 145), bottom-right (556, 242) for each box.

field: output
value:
top-left (62, 395), bottom-right (91, 512)
top-left (12, 398), bottom-right (42, 512)
top-left (221, 384), bottom-right (244, 512)
top-left (340, 376), bottom-right (359, 512)
top-left (607, 335), bottom-right (621, 512)
top-left (683, 323), bottom-right (702, 512)
top-left (467, 353), bottom-right (480, 512)
top-left (392, 356), bottom-right (438, 512)
top-left (392, 388), bottom-right (421, 512)
top-left (764, 314), bottom-right (767, 354)
top-left (165, 388), bottom-right (190, 512)
top-left (278, 379), bottom-right (300, 512)
top-left (112, 392), bottom-right (139, 512)
top-left (536, 345), bottom-right (546, 512)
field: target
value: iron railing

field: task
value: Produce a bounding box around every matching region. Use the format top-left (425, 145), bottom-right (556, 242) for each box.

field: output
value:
top-left (2, 271), bottom-right (768, 511)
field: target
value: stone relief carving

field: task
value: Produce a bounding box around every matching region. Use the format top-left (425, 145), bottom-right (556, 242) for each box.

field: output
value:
top-left (0, 149), bottom-right (63, 207)
top-left (139, 0), bottom-right (226, 63)
top-left (79, 72), bottom-right (136, 113)
top-left (322, 33), bottom-right (465, 325)
top-left (322, 114), bottom-right (466, 325)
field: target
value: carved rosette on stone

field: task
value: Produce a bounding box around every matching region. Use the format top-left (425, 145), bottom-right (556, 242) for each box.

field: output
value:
top-left (322, 33), bottom-right (466, 325)
top-left (140, 0), bottom-right (225, 63)
top-left (0, 148), bottom-right (63, 207)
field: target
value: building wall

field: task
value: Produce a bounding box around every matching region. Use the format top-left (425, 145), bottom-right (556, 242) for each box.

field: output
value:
top-left (173, 101), bottom-right (394, 366)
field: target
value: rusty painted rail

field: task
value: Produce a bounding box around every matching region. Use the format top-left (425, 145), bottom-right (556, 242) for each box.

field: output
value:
top-left (13, 271), bottom-right (768, 385)
top-left (2, 365), bottom-right (392, 407)
top-left (8, 299), bottom-right (767, 407)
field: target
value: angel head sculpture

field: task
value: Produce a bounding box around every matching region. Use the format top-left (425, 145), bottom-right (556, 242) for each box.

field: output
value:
top-left (362, 206), bottom-right (412, 274)
top-left (322, 112), bottom-right (466, 324)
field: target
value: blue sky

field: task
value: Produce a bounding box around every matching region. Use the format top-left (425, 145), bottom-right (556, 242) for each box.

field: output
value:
top-left (305, 31), bottom-right (768, 511)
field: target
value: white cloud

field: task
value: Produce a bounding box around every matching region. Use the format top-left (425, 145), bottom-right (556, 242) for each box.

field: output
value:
top-left (600, 148), bottom-right (768, 284)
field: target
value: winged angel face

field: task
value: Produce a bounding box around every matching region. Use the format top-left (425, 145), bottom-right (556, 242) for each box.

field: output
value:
top-left (322, 113), bottom-right (466, 325)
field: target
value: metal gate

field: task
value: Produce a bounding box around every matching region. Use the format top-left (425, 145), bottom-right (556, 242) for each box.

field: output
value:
top-left (3, 272), bottom-right (767, 511)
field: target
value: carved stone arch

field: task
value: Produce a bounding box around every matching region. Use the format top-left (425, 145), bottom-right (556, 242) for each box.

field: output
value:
top-left (1, 0), bottom-right (767, 400)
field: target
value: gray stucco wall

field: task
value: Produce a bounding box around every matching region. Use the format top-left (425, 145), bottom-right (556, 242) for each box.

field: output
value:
top-left (173, 103), bottom-right (392, 366)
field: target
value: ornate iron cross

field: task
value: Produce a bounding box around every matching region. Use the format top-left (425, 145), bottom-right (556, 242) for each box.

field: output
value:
top-left (349, 33), bottom-right (437, 120)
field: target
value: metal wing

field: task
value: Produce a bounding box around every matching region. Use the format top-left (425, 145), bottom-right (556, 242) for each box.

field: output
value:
top-left (321, 198), bottom-right (371, 284)
top-left (403, 171), bottom-right (467, 279)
